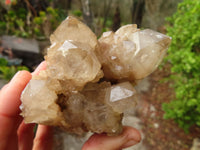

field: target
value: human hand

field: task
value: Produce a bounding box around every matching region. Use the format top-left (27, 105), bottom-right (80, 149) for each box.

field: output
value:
top-left (0, 62), bottom-right (141, 150)
top-left (0, 62), bottom-right (52, 150)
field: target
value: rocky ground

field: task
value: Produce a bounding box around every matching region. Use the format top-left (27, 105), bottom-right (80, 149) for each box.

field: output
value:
top-left (137, 64), bottom-right (200, 150)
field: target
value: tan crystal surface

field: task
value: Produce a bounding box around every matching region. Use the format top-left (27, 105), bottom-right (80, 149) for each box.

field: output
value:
top-left (46, 40), bottom-right (101, 91)
top-left (98, 25), bottom-right (172, 80)
top-left (62, 82), bottom-right (125, 135)
top-left (50, 16), bottom-right (98, 50)
top-left (107, 82), bottom-right (137, 113)
top-left (20, 16), bottom-right (171, 136)
top-left (21, 79), bottom-right (63, 125)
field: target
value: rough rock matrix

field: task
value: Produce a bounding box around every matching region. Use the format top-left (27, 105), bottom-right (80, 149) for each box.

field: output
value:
top-left (21, 16), bottom-right (171, 135)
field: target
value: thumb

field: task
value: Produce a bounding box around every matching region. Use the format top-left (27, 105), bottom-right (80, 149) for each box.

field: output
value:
top-left (82, 126), bottom-right (141, 150)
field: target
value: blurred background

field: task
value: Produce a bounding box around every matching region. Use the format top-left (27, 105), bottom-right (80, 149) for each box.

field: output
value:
top-left (0, 0), bottom-right (200, 150)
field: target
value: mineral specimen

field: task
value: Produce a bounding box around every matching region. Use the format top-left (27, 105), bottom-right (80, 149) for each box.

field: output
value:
top-left (20, 16), bottom-right (171, 136)
top-left (98, 25), bottom-right (171, 80)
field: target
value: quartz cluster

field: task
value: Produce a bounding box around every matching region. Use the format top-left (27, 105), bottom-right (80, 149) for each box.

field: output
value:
top-left (21, 16), bottom-right (171, 135)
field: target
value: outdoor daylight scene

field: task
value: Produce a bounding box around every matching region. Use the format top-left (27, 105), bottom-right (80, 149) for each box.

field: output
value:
top-left (0, 0), bottom-right (199, 150)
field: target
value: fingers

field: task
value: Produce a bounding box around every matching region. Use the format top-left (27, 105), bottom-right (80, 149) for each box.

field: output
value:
top-left (33, 125), bottom-right (53, 150)
top-left (17, 61), bottom-right (47, 150)
top-left (82, 126), bottom-right (141, 150)
top-left (0, 61), bottom-right (47, 150)
top-left (29, 62), bottom-right (52, 150)
top-left (0, 61), bottom-right (46, 117)
top-left (32, 61), bottom-right (47, 75)
top-left (17, 121), bottom-right (35, 150)
top-left (0, 71), bottom-right (32, 116)
top-left (0, 71), bottom-right (32, 150)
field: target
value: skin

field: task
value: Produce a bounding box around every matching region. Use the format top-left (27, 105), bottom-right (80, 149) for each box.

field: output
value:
top-left (0, 62), bottom-right (141, 150)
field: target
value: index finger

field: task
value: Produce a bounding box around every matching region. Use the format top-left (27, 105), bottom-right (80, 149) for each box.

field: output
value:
top-left (0, 61), bottom-right (46, 117)
top-left (0, 61), bottom-right (47, 148)
top-left (0, 71), bottom-right (32, 117)
top-left (32, 61), bottom-right (47, 76)
top-left (0, 70), bottom-right (32, 150)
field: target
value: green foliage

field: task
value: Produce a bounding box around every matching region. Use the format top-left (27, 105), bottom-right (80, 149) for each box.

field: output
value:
top-left (105, 18), bottom-right (113, 28)
top-left (2, 8), bottom-right (31, 37)
top-left (163, 0), bottom-right (200, 131)
top-left (72, 10), bottom-right (82, 17)
top-left (0, 58), bottom-right (29, 81)
top-left (33, 7), bottom-right (65, 39)
top-left (0, 5), bottom-right (67, 39)
top-left (97, 17), bottom-right (113, 33)
top-left (0, 58), bottom-right (8, 66)
top-left (0, 21), bottom-right (6, 34)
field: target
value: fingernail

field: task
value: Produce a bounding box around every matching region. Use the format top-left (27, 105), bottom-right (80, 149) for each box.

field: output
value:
top-left (11, 71), bottom-right (22, 81)
top-left (32, 61), bottom-right (46, 75)
top-left (7, 71), bottom-right (21, 87)
top-left (123, 139), bottom-right (140, 148)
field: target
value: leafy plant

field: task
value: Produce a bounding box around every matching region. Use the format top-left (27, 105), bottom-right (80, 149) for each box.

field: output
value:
top-left (162, 0), bottom-right (200, 132)
top-left (0, 58), bottom-right (29, 81)
top-left (33, 6), bottom-right (66, 39)
top-left (0, 2), bottom-right (67, 39)
top-left (3, 8), bottom-right (31, 37)
top-left (72, 10), bottom-right (82, 17)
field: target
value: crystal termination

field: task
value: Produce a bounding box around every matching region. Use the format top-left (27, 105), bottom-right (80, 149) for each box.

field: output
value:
top-left (21, 16), bottom-right (171, 136)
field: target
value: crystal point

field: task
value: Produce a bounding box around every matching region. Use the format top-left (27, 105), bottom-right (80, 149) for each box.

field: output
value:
top-left (21, 79), bottom-right (63, 125)
top-left (50, 16), bottom-right (98, 49)
top-left (108, 82), bottom-right (137, 113)
top-left (46, 40), bottom-right (101, 89)
top-left (98, 25), bottom-right (171, 80)
top-left (21, 16), bottom-right (171, 136)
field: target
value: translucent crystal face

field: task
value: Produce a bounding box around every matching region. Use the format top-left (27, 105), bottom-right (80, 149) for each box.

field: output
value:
top-left (108, 82), bottom-right (137, 113)
top-left (20, 16), bottom-right (171, 136)
top-left (46, 40), bottom-right (101, 88)
top-left (21, 79), bottom-right (62, 125)
top-left (50, 16), bottom-right (98, 50)
top-left (98, 25), bottom-right (171, 80)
